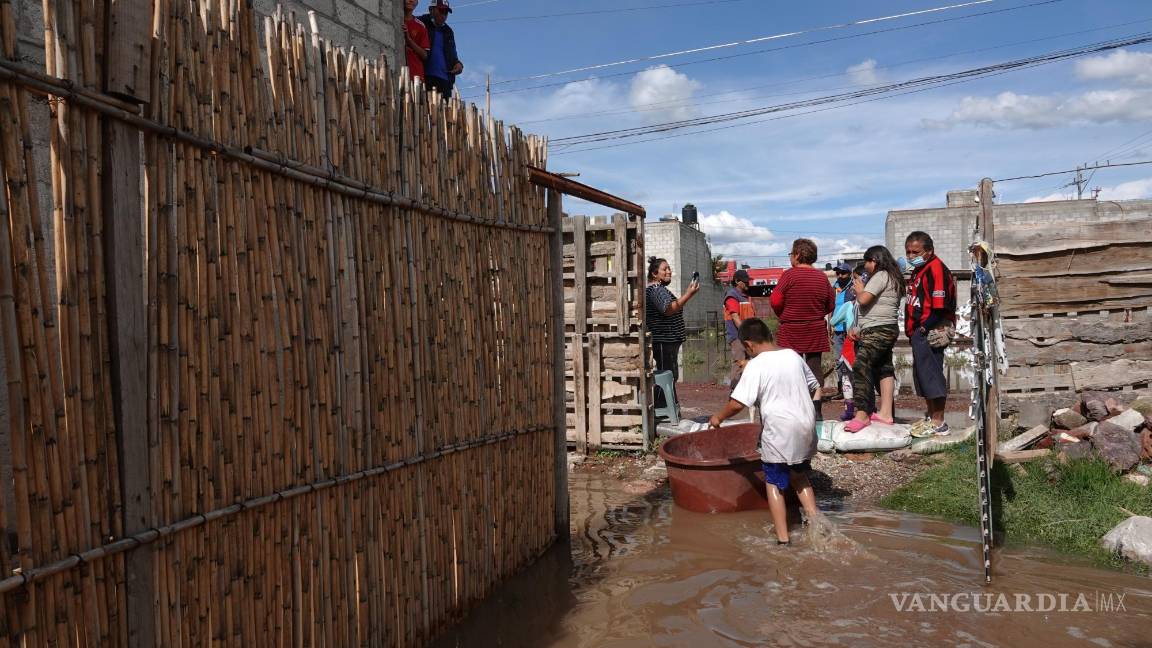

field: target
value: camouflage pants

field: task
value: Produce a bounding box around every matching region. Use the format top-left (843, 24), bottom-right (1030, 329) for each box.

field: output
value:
top-left (852, 325), bottom-right (898, 414)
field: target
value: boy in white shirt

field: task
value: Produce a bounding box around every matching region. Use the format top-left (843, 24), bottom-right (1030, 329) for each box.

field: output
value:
top-left (709, 318), bottom-right (822, 545)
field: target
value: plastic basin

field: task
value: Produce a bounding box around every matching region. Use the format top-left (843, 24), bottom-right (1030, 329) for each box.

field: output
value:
top-left (657, 423), bottom-right (770, 513)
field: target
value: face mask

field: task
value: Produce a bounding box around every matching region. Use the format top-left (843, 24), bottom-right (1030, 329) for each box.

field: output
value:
top-left (908, 256), bottom-right (927, 268)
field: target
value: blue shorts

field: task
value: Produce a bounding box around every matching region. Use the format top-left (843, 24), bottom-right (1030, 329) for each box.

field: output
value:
top-left (762, 460), bottom-right (812, 491)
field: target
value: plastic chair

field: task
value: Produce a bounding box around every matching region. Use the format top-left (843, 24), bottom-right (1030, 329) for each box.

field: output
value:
top-left (653, 370), bottom-right (679, 425)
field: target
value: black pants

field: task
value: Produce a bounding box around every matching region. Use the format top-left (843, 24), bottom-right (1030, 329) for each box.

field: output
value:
top-left (652, 341), bottom-right (681, 407)
top-left (425, 75), bottom-right (454, 99)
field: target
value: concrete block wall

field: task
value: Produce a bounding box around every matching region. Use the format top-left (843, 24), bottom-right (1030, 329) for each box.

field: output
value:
top-left (645, 220), bottom-right (726, 331)
top-left (887, 195), bottom-right (1152, 273)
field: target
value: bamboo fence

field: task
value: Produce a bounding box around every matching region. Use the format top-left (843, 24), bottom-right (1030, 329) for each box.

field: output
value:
top-left (0, 0), bottom-right (557, 644)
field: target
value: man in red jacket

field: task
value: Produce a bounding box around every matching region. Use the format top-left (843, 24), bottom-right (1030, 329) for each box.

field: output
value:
top-left (905, 231), bottom-right (956, 436)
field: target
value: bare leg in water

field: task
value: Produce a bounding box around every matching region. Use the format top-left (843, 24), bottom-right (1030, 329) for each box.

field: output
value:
top-left (767, 471), bottom-right (820, 543)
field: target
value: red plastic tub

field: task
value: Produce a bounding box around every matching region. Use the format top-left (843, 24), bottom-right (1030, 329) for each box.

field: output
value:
top-left (657, 423), bottom-right (770, 513)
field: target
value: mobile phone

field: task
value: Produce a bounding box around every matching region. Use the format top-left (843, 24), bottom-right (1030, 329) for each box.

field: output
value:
top-left (691, 271), bottom-right (700, 282)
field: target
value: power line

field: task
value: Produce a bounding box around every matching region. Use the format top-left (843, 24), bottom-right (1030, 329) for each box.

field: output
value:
top-left (515, 17), bottom-right (1151, 126)
top-left (550, 32), bottom-right (1152, 149)
top-left (454, 0), bottom-right (746, 24)
top-left (994, 160), bottom-right (1152, 183)
top-left (462, 0), bottom-right (1067, 96)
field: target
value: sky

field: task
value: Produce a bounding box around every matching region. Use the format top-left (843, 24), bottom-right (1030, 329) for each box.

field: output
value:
top-left (446, 0), bottom-right (1152, 265)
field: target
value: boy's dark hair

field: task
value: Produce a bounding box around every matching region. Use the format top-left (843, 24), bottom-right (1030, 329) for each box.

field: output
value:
top-left (905, 231), bottom-right (935, 251)
top-left (738, 318), bottom-right (773, 344)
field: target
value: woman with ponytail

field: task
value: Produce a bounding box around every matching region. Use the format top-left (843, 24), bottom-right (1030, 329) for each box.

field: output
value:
top-left (645, 257), bottom-right (699, 387)
top-left (843, 245), bottom-right (906, 433)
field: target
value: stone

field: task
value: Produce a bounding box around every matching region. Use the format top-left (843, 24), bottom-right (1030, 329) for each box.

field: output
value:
top-left (1131, 397), bottom-right (1152, 418)
top-left (1124, 474), bottom-right (1150, 487)
top-left (1051, 408), bottom-right (1088, 430)
top-left (888, 449), bottom-right (921, 464)
top-left (1101, 516), bottom-right (1152, 568)
top-left (1141, 429), bottom-right (1152, 462)
top-left (1107, 408), bottom-right (1147, 434)
top-left (1105, 397), bottom-right (1125, 417)
top-left (1058, 442), bottom-right (1092, 462)
top-left (1081, 391), bottom-right (1110, 422)
top-left (1090, 421), bottom-right (1142, 472)
top-left (1066, 422), bottom-right (1097, 440)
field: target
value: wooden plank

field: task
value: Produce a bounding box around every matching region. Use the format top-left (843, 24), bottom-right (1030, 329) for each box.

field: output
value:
top-left (548, 189), bottom-right (569, 539)
top-left (565, 413), bottom-right (644, 428)
top-left (103, 4), bottom-right (153, 643)
top-left (998, 425), bottom-right (1049, 454)
top-left (562, 271), bottom-right (640, 280)
top-left (562, 219), bottom-right (642, 233)
top-left (105, 0), bottom-right (153, 102)
top-left (565, 430), bottom-right (645, 445)
top-left (573, 216), bottom-right (587, 338)
top-left (571, 335), bottom-right (587, 454)
top-left (588, 336), bottom-right (603, 451)
top-left (1000, 369), bottom-right (1075, 393)
top-left (1072, 359), bottom-right (1152, 391)
top-left (562, 240), bottom-right (616, 258)
top-left (998, 271), bottom-right (1152, 304)
top-left (995, 218), bottom-right (1152, 255)
top-left (1002, 318), bottom-right (1152, 343)
top-left (1000, 297), bottom-right (1152, 318)
top-left (996, 449), bottom-right (1051, 464)
top-left (997, 245), bottom-right (1152, 279)
top-left (563, 301), bottom-right (622, 320)
top-left (614, 214), bottom-right (629, 335)
top-left (1005, 340), bottom-right (1152, 367)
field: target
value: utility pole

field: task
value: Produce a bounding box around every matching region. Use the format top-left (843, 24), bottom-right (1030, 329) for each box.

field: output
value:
top-left (1063, 164), bottom-right (1087, 199)
top-left (486, 73), bottom-right (491, 117)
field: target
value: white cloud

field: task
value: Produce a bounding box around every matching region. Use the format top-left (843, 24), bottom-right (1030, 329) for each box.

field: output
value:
top-left (629, 65), bottom-right (701, 121)
top-left (846, 59), bottom-right (880, 86)
top-left (699, 210), bottom-right (784, 259)
top-left (927, 89), bottom-right (1152, 129)
top-left (1075, 49), bottom-right (1152, 86)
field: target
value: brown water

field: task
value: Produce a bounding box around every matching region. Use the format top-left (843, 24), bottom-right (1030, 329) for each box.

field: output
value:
top-left (433, 473), bottom-right (1152, 648)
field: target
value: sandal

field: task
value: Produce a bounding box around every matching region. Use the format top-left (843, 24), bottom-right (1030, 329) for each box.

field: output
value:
top-left (869, 413), bottom-right (894, 425)
top-left (843, 418), bottom-right (869, 433)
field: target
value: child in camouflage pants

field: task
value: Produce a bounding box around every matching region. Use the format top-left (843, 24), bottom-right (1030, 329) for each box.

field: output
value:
top-left (851, 324), bottom-right (899, 419)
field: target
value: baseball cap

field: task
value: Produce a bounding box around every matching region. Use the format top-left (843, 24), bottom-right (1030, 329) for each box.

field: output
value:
top-left (733, 269), bottom-right (751, 284)
top-left (430, 0), bottom-right (452, 12)
top-left (834, 262), bottom-right (851, 273)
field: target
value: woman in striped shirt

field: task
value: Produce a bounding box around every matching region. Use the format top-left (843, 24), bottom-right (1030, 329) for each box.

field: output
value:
top-left (645, 257), bottom-right (699, 383)
top-left (769, 238), bottom-right (835, 384)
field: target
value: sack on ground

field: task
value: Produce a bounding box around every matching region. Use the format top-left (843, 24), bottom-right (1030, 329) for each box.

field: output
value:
top-left (825, 421), bottom-right (912, 452)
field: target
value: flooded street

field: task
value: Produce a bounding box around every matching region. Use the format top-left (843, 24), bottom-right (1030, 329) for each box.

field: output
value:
top-left (435, 473), bottom-right (1152, 647)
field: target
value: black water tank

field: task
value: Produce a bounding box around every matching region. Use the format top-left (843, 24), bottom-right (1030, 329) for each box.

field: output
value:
top-left (682, 203), bottom-right (698, 226)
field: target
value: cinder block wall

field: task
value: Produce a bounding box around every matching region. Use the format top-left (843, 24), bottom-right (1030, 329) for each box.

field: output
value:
top-left (645, 220), bottom-right (726, 331)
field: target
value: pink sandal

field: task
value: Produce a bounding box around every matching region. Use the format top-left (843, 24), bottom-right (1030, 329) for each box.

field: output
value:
top-left (869, 413), bottom-right (894, 425)
top-left (843, 418), bottom-right (869, 433)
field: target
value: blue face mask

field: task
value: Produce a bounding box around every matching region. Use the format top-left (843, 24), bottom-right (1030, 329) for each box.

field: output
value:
top-left (908, 256), bottom-right (927, 268)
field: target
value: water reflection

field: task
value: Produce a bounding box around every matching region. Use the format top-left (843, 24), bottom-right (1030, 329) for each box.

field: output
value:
top-left (434, 473), bottom-right (1152, 648)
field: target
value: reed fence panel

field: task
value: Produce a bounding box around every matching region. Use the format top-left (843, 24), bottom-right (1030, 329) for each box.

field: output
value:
top-left (0, 0), bottom-right (557, 644)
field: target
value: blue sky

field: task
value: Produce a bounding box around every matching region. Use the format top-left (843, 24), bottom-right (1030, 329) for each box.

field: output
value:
top-left (448, 0), bottom-right (1152, 264)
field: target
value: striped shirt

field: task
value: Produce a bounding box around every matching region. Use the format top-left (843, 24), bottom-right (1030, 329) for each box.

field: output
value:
top-left (646, 284), bottom-right (686, 343)
top-left (769, 266), bottom-right (835, 353)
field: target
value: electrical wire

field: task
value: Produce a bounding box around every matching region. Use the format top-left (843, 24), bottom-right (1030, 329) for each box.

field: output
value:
top-left (461, 0), bottom-right (1067, 94)
top-left (454, 0), bottom-right (747, 24)
top-left (994, 160), bottom-right (1152, 183)
top-left (550, 32), bottom-right (1152, 149)
top-left (513, 17), bottom-right (1152, 126)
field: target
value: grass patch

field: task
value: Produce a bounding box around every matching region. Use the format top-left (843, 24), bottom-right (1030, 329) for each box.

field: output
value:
top-left (881, 441), bottom-right (1152, 571)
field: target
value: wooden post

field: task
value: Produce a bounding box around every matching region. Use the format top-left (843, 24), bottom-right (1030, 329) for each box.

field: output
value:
top-left (587, 335), bottom-right (602, 451)
top-left (547, 189), bottom-right (569, 539)
top-left (613, 214), bottom-right (628, 336)
top-left (635, 217), bottom-right (652, 450)
top-left (104, 0), bottom-right (154, 644)
top-left (978, 177), bottom-right (1000, 458)
top-left (572, 216), bottom-right (588, 453)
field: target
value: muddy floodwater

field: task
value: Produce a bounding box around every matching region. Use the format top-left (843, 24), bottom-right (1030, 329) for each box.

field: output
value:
top-left (434, 473), bottom-right (1152, 647)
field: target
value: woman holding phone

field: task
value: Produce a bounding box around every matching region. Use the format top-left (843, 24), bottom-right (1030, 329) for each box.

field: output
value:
top-left (645, 257), bottom-right (700, 384)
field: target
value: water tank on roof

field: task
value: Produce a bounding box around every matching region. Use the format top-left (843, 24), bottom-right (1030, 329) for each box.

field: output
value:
top-left (682, 203), bottom-right (698, 227)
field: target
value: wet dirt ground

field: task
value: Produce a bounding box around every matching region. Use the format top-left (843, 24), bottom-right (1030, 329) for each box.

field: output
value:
top-left (434, 472), bottom-right (1152, 648)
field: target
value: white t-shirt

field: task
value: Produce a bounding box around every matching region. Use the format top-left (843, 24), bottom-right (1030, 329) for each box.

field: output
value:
top-left (730, 348), bottom-right (819, 465)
